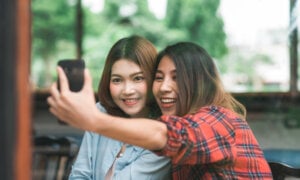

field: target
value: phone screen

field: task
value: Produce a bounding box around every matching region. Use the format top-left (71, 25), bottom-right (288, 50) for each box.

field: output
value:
top-left (57, 59), bottom-right (85, 92)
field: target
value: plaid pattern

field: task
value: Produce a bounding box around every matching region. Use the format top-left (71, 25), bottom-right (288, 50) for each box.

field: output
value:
top-left (155, 106), bottom-right (272, 179)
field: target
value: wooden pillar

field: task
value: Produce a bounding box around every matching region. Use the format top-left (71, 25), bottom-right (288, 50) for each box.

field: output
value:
top-left (15, 0), bottom-right (32, 179)
top-left (0, 0), bottom-right (32, 179)
top-left (289, 0), bottom-right (298, 98)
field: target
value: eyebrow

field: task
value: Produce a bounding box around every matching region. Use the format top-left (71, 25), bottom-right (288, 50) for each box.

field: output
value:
top-left (111, 71), bottom-right (144, 78)
top-left (155, 69), bottom-right (176, 74)
top-left (155, 70), bottom-right (163, 74)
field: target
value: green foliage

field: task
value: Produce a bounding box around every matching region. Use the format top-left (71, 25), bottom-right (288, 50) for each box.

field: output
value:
top-left (32, 0), bottom-right (76, 58)
top-left (166, 0), bottom-right (227, 58)
top-left (31, 0), bottom-right (228, 89)
top-left (31, 0), bottom-right (77, 87)
top-left (218, 48), bottom-right (275, 92)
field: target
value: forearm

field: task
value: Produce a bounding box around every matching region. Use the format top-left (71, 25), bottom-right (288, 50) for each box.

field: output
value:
top-left (91, 112), bottom-right (168, 150)
top-left (47, 67), bottom-right (167, 150)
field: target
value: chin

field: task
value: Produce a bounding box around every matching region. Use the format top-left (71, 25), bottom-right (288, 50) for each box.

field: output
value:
top-left (124, 109), bottom-right (143, 117)
top-left (161, 111), bottom-right (175, 116)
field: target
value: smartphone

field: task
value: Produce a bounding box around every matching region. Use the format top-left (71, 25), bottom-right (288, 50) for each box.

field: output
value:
top-left (57, 59), bottom-right (85, 92)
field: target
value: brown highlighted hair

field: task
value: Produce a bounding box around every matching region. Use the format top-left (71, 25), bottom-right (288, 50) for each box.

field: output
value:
top-left (155, 42), bottom-right (246, 118)
top-left (98, 35), bottom-right (160, 117)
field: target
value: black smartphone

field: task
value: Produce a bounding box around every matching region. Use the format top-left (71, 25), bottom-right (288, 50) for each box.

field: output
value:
top-left (57, 59), bottom-right (85, 92)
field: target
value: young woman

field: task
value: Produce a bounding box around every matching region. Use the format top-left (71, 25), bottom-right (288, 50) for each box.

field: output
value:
top-left (68, 35), bottom-right (171, 179)
top-left (48, 42), bottom-right (272, 179)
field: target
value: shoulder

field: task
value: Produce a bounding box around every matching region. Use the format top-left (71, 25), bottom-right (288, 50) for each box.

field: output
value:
top-left (158, 106), bottom-right (241, 127)
top-left (82, 131), bottom-right (102, 142)
top-left (96, 102), bottom-right (107, 113)
top-left (196, 106), bottom-right (239, 118)
top-left (128, 145), bottom-right (170, 163)
top-left (177, 106), bottom-right (241, 125)
top-left (83, 130), bottom-right (124, 147)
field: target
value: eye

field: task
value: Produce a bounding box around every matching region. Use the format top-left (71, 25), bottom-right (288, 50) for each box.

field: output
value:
top-left (154, 73), bottom-right (163, 81)
top-left (111, 77), bottom-right (122, 84)
top-left (172, 74), bottom-right (177, 81)
top-left (133, 75), bottom-right (145, 82)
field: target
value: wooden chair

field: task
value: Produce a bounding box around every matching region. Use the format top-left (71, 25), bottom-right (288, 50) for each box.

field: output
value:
top-left (32, 136), bottom-right (80, 180)
top-left (264, 149), bottom-right (300, 180)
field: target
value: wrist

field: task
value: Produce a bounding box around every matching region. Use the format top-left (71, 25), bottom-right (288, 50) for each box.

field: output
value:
top-left (89, 109), bottom-right (109, 133)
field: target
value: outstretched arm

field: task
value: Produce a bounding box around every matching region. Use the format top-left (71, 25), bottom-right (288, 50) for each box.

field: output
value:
top-left (47, 67), bottom-right (167, 150)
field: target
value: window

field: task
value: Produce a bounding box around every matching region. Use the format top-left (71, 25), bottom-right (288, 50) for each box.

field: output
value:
top-left (31, 0), bottom-right (293, 93)
top-left (219, 0), bottom-right (290, 92)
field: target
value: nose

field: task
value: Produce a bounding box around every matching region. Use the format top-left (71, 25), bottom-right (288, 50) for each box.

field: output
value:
top-left (122, 82), bottom-right (135, 94)
top-left (159, 78), bottom-right (172, 92)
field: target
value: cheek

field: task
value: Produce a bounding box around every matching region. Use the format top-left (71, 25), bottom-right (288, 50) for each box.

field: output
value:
top-left (174, 83), bottom-right (179, 93)
top-left (109, 83), bottom-right (119, 99)
top-left (139, 83), bottom-right (148, 97)
top-left (152, 82), bottom-right (159, 97)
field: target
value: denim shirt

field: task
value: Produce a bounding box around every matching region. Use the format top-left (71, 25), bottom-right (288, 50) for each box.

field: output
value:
top-left (69, 103), bottom-right (171, 180)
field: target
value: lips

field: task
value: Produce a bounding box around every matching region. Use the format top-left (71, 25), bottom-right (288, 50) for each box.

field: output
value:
top-left (123, 98), bottom-right (139, 106)
top-left (161, 98), bottom-right (176, 103)
top-left (160, 98), bottom-right (176, 108)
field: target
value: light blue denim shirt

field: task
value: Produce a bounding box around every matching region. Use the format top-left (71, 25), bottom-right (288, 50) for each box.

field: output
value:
top-left (69, 103), bottom-right (171, 180)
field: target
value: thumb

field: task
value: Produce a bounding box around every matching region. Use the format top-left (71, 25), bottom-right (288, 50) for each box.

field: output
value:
top-left (57, 66), bottom-right (70, 93)
top-left (82, 68), bottom-right (93, 91)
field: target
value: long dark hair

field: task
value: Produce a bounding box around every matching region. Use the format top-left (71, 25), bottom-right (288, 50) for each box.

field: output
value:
top-left (155, 42), bottom-right (246, 118)
top-left (98, 35), bottom-right (161, 117)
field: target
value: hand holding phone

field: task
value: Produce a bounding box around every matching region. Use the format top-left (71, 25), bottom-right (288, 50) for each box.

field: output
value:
top-left (57, 59), bottom-right (85, 92)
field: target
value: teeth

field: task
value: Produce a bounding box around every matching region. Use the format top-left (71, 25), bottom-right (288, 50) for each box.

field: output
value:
top-left (161, 98), bottom-right (176, 103)
top-left (124, 98), bottom-right (138, 102)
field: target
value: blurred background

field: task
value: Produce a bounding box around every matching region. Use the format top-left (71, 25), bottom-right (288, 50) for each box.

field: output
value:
top-left (32, 0), bottom-right (300, 148)
top-left (31, 0), bottom-right (293, 93)
top-left (1, 0), bottom-right (300, 179)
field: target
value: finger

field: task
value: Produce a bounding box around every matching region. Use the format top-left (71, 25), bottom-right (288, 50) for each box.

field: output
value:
top-left (47, 96), bottom-right (54, 107)
top-left (47, 83), bottom-right (60, 110)
top-left (47, 97), bottom-right (59, 118)
top-left (48, 106), bottom-right (65, 123)
top-left (49, 82), bottom-right (60, 99)
top-left (82, 69), bottom-right (93, 92)
top-left (57, 66), bottom-right (70, 93)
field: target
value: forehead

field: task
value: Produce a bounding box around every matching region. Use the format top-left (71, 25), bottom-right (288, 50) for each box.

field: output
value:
top-left (157, 56), bottom-right (175, 71)
top-left (111, 59), bottom-right (142, 74)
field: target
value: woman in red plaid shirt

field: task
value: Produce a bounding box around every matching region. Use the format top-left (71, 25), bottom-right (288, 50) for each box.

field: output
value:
top-left (48, 42), bottom-right (273, 179)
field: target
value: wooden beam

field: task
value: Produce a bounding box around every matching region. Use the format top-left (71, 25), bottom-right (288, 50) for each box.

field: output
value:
top-left (289, 0), bottom-right (299, 98)
top-left (16, 0), bottom-right (32, 179)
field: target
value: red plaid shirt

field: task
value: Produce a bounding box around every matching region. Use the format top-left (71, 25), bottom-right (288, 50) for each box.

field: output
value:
top-left (155, 106), bottom-right (272, 179)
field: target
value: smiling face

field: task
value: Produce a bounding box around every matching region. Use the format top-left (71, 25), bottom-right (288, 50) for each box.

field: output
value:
top-left (152, 56), bottom-right (178, 115)
top-left (109, 59), bottom-right (149, 118)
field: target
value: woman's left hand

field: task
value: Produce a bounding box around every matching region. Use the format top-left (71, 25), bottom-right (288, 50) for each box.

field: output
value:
top-left (47, 67), bottom-right (99, 132)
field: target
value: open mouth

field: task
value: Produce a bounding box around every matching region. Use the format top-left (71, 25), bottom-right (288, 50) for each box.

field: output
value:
top-left (161, 98), bottom-right (176, 103)
top-left (160, 98), bottom-right (176, 108)
top-left (123, 98), bottom-right (139, 106)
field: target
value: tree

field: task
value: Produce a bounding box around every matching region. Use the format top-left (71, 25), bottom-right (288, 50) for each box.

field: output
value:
top-left (165, 0), bottom-right (227, 58)
top-left (31, 0), bottom-right (228, 88)
top-left (31, 0), bottom-right (76, 87)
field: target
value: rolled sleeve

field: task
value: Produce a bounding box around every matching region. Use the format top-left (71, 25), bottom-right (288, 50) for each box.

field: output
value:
top-left (154, 106), bottom-right (237, 165)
